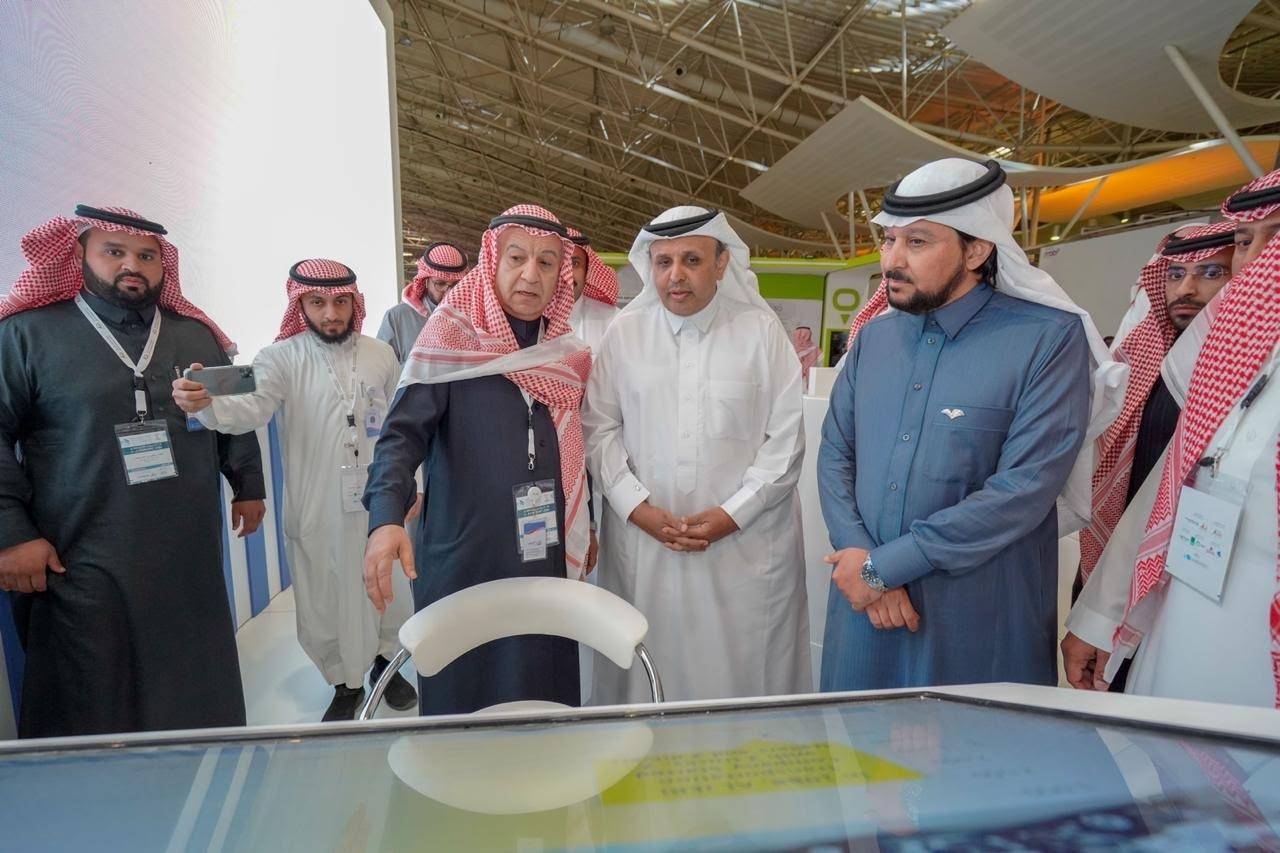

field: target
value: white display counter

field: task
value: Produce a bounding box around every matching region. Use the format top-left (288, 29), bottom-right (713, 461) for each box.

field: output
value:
top-left (3, 683), bottom-right (1277, 850)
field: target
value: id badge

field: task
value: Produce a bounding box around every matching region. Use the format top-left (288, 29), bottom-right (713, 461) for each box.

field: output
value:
top-left (364, 386), bottom-right (387, 439)
top-left (340, 464), bottom-right (369, 514)
top-left (1167, 465), bottom-right (1249, 602)
top-left (114, 420), bottom-right (178, 485)
top-left (513, 479), bottom-right (559, 561)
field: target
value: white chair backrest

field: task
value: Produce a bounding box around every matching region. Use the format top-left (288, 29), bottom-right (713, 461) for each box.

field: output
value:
top-left (400, 577), bottom-right (649, 677)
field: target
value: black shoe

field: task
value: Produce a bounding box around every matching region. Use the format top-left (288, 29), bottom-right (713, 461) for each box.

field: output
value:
top-left (370, 655), bottom-right (418, 712)
top-left (322, 684), bottom-right (366, 722)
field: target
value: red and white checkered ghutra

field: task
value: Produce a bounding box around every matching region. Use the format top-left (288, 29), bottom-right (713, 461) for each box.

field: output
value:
top-left (0, 205), bottom-right (235, 352)
top-left (405, 204), bottom-right (593, 578)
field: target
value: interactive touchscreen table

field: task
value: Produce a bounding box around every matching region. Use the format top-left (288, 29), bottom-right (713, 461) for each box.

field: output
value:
top-left (2, 685), bottom-right (1278, 851)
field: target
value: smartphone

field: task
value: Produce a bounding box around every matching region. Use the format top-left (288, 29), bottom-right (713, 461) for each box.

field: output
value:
top-left (184, 364), bottom-right (257, 396)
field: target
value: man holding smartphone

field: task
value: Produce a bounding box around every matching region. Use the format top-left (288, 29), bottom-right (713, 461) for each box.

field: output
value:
top-left (0, 204), bottom-right (266, 737)
top-left (174, 259), bottom-right (415, 722)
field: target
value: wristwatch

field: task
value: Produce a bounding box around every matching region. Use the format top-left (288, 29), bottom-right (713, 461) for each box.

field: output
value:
top-left (861, 555), bottom-right (888, 592)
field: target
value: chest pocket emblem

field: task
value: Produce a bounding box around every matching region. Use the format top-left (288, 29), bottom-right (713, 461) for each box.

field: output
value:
top-left (941, 408), bottom-right (966, 420)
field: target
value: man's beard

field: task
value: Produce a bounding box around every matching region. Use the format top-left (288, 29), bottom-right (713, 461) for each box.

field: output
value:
top-left (1166, 296), bottom-right (1205, 334)
top-left (82, 260), bottom-right (164, 310)
top-left (304, 312), bottom-right (354, 345)
top-left (884, 260), bottom-right (968, 315)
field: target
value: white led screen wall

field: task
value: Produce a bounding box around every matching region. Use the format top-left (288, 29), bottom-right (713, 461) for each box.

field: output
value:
top-left (0, 0), bottom-right (401, 359)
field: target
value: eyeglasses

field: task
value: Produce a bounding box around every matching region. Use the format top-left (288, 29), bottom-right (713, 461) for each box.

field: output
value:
top-left (1166, 263), bottom-right (1229, 284)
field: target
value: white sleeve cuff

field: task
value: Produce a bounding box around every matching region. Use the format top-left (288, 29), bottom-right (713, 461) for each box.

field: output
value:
top-left (196, 403), bottom-right (223, 431)
top-left (721, 486), bottom-right (762, 530)
top-left (606, 472), bottom-right (650, 523)
top-left (1065, 603), bottom-right (1119, 652)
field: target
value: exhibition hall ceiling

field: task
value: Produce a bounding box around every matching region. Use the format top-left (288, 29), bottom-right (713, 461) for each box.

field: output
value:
top-left (392, 0), bottom-right (1280, 264)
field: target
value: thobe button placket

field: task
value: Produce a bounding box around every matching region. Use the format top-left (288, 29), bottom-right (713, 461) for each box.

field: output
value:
top-left (884, 324), bottom-right (947, 531)
top-left (675, 323), bottom-right (699, 494)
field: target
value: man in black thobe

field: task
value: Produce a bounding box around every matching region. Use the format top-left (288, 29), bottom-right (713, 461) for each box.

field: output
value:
top-left (0, 205), bottom-right (264, 737)
top-left (362, 204), bottom-right (596, 715)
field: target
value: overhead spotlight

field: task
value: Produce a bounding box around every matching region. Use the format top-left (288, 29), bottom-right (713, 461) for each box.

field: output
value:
top-left (599, 14), bottom-right (616, 36)
top-left (398, 34), bottom-right (413, 47)
top-left (673, 63), bottom-right (687, 78)
top-left (1119, 211), bottom-right (1131, 224)
top-left (1049, 226), bottom-right (1062, 242)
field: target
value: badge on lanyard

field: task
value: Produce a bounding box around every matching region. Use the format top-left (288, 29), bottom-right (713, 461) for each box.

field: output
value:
top-left (340, 463), bottom-right (369, 514)
top-left (1167, 463), bottom-right (1249, 602)
top-left (74, 295), bottom-right (179, 486)
top-left (364, 384), bottom-right (387, 439)
top-left (513, 479), bottom-right (558, 561)
top-left (115, 420), bottom-right (179, 485)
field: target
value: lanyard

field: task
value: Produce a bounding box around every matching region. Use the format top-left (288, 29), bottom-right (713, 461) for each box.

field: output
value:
top-left (1198, 346), bottom-right (1280, 477)
top-left (519, 323), bottom-right (545, 471)
top-left (74, 294), bottom-right (162, 421)
top-left (319, 340), bottom-right (361, 460)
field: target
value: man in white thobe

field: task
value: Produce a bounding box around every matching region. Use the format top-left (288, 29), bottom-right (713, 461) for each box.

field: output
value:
top-left (1063, 170), bottom-right (1280, 709)
top-left (174, 259), bottom-right (415, 721)
top-left (565, 226), bottom-right (620, 353)
top-left (583, 206), bottom-right (810, 703)
top-left (564, 226), bottom-right (620, 703)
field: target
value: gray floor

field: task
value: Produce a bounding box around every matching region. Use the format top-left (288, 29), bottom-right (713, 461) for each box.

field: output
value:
top-left (236, 588), bottom-right (419, 726)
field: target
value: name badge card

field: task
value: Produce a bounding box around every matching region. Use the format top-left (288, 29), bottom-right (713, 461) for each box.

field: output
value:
top-left (364, 385), bottom-right (387, 439)
top-left (341, 464), bottom-right (369, 514)
top-left (513, 480), bottom-right (559, 560)
top-left (114, 420), bottom-right (178, 485)
top-left (1167, 465), bottom-right (1249, 602)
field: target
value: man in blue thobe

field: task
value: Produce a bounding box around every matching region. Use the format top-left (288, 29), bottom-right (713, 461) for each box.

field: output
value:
top-left (818, 158), bottom-right (1117, 690)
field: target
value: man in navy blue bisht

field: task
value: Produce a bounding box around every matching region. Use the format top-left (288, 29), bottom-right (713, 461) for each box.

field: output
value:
top-left (817, 158), bottom-right (1123, 691)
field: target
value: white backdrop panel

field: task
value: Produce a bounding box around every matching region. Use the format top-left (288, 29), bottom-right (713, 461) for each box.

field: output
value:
top-left (0, 0), bottom-right (399, 360)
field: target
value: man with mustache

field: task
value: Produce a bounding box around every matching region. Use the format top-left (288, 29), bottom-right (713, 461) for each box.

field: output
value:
top-left (1066, 223), bottom-right (1233, 693)
top-left (1080, 223), bottom-right (1235, 589)
top-left (818, 159), bottom-right (1116, 691)
top-left (174, 259), bottom-right (414, 722)
top-left (362, 205), bottom-right (595, 715)
top-left (0, 205), bottom-right (265, 737)
top-left (582, 206), bottom-right (810, 703)
top-left (377, 241), bottom-right (470, 365)
top-left (1064, 168), bottom-right (1280, 709)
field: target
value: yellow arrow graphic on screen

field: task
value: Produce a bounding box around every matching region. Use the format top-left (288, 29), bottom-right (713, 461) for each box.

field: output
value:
top-left (600, 739), bottom-right (921, 805)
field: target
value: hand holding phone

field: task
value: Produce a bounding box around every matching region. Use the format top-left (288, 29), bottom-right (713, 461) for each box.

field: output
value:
top-left (183, 364), bottom-right (257, 396)
top-left (172, 363), bottom-right (256, 415)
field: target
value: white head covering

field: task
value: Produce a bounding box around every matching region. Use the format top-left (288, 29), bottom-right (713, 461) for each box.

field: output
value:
top-left (626, 206), bottom-right (774, 320)
top-left (872, 158), bottom-right (1129, 533)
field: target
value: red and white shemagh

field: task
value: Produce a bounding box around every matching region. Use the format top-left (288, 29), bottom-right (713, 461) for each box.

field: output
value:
top-left (1119, 232), bottom-right (1280, 706)
top-left (565, 227), bottom-right (620, 307)
top-left (274, 259), bottom-right (366, 342)
top-left (405, 204), bottom-right (593, 578)
top-left (403, 241), bottom-right (469, 318)
top-left (1079, 220), bottom-right (1236, 581)
top-left (846, 283), bottom-right (889, 342)
top-left (0, 207), bottom-right (235, 352)
top-left (1222, 167), bottom-right (1280, 223)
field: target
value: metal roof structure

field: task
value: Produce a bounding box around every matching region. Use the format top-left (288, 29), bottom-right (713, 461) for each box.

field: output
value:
top-left (393, 0), bottom-right (1280, 270)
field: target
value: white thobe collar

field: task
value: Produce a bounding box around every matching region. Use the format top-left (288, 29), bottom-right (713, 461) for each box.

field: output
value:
top-left (663, 289), bottom-right (721, 336)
